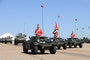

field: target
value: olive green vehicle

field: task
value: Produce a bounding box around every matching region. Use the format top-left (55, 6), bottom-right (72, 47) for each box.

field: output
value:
top-left (14, 33), bottom-right (26, 45)
top-left (67, 38), bottom-right (83, 48)
top-left (82, 37), bottom-right (90, 43)
top-left (0, 38), bottom-right (5, 43)
top-left (23, 36), bottom-right (57, 54)
top-left (0, 37), bottom-right (12, 44)
top-left (50, 38), bottom-right (67, 50)
top-left (87, 39), bottom-right (90, 43)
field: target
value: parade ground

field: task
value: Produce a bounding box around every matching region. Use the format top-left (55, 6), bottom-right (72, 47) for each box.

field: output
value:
top-left (0, 43), bottom-right (90, 60)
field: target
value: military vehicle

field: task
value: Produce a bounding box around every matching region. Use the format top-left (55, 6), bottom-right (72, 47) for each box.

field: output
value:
top-left (82, 37), bottom-right (90, 43)
top-left (50, 38), bottom-right (67, 50)
top-left (0, 37), bottom-right (12, 44)
top-left (14, 33), bottom-right (26, 45)
top-left (0, 38), bottom-right (4, 43)
top-left (23, 36), bottom-right (57, 54)
top-left (67, 38), bottom-right (83, 48)
top-left (4, 37), bottom-right (12, 44)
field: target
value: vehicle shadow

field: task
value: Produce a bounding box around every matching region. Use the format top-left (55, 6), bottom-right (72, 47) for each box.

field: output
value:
top-left (21, 52), bottom-right (49, 55)
top-left (56, 46), bottom-right (77, 50)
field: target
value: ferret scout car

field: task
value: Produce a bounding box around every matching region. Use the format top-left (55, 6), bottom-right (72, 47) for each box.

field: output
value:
top-left (14, 33), bottom-right (26, 45)
top-left (0, 37), bottom-right (12, 44)
top-left (67, 38), bottom-right (83, 48)
top-left (23, 36), bottom-right (57, 54)
top-left (50, 37), bottom-right (67, 50)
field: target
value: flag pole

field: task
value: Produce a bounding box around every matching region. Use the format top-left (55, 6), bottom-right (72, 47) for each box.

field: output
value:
top-left (42, 6), bottom-right (44, 35)
top-left (24, 22), bottom-right (26, 35)
top-left (58, 15), bottom-right (60, 38)
top-left (41, 4), bottom-right (44, 35)
top-left (82, 27), bottom-right (84, 38)
top-left (75, 19), bottom-right (77, 38)
top-left (88, 27), bottom-right (90, 38)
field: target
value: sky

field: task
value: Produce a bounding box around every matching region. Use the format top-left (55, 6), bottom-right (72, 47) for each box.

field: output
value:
top-left (0, 0), bottom-right (90, 38)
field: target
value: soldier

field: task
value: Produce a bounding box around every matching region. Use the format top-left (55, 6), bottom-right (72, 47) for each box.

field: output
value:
top-left (35, 24), bottom-right (43, 37)
top-left (52, 29), bottom-right (59, 38)
top-left (71, 31), bottom-right (75, 39)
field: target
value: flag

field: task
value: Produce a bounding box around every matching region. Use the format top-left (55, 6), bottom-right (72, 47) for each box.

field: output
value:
top-left (82, 27), bottom-right (84, 30)
top-left (75, 19), bottom-right (77, 21)
top-left (55, 22), bottom-right (59, 30)
top-left (88, 27), bottom-right (90, 28)
top-left (58, 15), bottom-right (60, 18)
top-left (76, 28), bottom-right (78, 30)
top-left (37, 24), bottom-right (39, 27)
top-left (41, 4), bottom-right (44, 8)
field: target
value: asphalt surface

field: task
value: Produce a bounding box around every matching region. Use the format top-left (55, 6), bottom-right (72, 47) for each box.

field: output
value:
top-left (0, 43), bottom-right (90, 60)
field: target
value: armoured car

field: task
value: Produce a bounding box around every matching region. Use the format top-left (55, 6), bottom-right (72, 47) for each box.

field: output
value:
top-left (67, 38), bottom-right (83, 48)
top-left (50, 38), bottom-right (67, 50)
top-left (0, 37), bottom-right (12, 44)
top-left (23, 36), bottom-right (57, 54)
top-left (14, 33), bottom-right (26, 45)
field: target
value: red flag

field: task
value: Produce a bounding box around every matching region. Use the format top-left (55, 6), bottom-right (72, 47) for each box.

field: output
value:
top-left (82, 27), bottom-right (84, 30)
top-left (55, 22), bottom-right (59, 30)
top-left (37, 24), bottom-right (39, 27)
top-left (58, 15), bottom-right (60, 18)
top-left (76, 28), bottom-right (78, 30)
top-left (88, 27), bottom-right (90, 28)
top-left (75, 19), bottom-right (77, 21)
top-left (41, 4), bottom-right (44, 8)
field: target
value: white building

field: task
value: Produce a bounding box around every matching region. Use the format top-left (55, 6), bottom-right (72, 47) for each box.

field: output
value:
top-left (0, 33), bottom-right (15, 40)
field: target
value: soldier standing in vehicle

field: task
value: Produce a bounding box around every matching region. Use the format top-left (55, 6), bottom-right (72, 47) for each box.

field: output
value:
top-left (52, 22), bottom-right (59, 38)
top-left (35, 24), bottom-right (43, 37)
top-left (53, 29), bottom-right (59, 38)
top-left (71, 31), bottom-right (75, 39)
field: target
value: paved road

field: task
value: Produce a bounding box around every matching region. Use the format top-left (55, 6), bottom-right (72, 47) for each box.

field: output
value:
top-left (0, 43), bottom-right (90, 60)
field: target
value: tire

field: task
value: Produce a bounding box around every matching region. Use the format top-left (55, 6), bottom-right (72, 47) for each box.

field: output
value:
top-left (57, 46), bottom-right (61, 49)
top-left (74, 44), bottom-right (77, 48)
top-left (63, 44), bottom-right (67, 50)
top-left (50, 46), bottom-right (56, 54)
top-left (14, 41), bottom-right (18, 45)
top-left (10, 41), bottom-right (12, 44)
top-left (23, 43), bottom-right (28, 53)
top-left (79, 43), bottom-right (83, 48)
top-left (31, 46), bottom-right (38, 54)
top-left (40, 49), bottom-right (45, 54)
top-left (5, 41), bottom-right (7, 44)
top-left (69, 43), bottom-right (72, 48)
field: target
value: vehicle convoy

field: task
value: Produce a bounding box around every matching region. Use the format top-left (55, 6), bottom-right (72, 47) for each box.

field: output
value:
top-left (67, 38), bottom-right (83, 48)
top-left (14, 33), bottom-right (26, 45)
top-left (0, 37), bottom-right (12, 44)
top-left (50, 38), bottom-right (67, 50)
top-left (23, 36), bottom-right (57, 54)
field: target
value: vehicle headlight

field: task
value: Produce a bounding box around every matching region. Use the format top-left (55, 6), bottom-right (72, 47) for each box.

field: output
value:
top-left (63, 39), bottom-right (65, 41)
top-left (51, 39), bottom-right (53, 42)
top-left (37, 39), bottom-right (40, 42)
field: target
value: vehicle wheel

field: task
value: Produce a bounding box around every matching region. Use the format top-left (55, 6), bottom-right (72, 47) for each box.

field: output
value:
top-left (79, 43), bottom-right (83, 48)
top-left (14, 41), bottom-right (18, 45)
top-left (40, 49), bottom-right (45, 54)
top-left (5, 41), bottom-right (7, 44)
top-left (57, 46), bottom-right (61, 49)
top-left (31, 46), bottom-right (38, 54)
top-left (63, 44), bottom-right (67, 50)
top-left (23, 43), bottom-right (28, 53)
top-left (74, 44), bottom-right (77, 48)
top-left (10, 42), bottom-right (12, 44)
top-left (50, 46), bottom-right (56, 54)
top-left (69, 43), bottom-right (72, 48)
